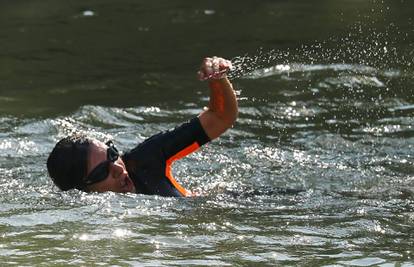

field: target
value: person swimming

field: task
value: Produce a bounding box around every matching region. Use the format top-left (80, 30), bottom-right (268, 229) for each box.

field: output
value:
top-left (46, 57), bottom-right (238, 197)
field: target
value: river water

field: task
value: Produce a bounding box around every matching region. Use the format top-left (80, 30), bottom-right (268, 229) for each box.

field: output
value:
top-left (1, 0), bottom-right (413, 266)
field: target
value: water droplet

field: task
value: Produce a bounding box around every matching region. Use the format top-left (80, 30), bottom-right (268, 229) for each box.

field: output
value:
top-left (82, 10), bottom-right (95, 17)
top-left (204, 10), bottom-right (215, 15)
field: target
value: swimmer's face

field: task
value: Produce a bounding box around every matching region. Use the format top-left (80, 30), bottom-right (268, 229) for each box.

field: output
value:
top-left (86, 141), bottom-right (136, 193)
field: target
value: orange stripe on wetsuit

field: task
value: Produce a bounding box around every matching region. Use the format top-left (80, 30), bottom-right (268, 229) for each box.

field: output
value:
top-left (165, 142), bottom-right (200, 197)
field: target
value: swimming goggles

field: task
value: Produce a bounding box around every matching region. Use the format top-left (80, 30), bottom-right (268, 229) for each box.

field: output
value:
top-left (83, 141), bottom-right (119, 186)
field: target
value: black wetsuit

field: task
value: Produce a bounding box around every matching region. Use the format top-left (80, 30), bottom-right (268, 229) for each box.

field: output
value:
top-left (121, 117), bottom-right (210, 197)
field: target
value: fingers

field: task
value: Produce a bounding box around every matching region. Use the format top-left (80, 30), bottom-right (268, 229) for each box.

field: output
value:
top-left (212, 57), bottom-right (220, 73)
top-left (198, 57), bottom-right (232, 81)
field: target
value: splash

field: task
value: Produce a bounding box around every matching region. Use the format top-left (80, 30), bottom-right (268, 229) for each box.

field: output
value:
top-left (228, 48), bottom-right (291, 79)
top-left (228, 24), bottom-right (413, 80)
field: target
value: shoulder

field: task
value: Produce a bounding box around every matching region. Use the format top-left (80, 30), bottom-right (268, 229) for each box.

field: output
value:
top-left (123, 132), bottom-right (164, 159)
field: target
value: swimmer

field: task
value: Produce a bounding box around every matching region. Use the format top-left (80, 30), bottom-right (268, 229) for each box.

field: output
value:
top-left (47, 57), bottom-right (238, 197)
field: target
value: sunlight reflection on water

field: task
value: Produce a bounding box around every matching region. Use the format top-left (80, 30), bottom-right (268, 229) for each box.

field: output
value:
top-left (1, 2), bottom-right (414, 264)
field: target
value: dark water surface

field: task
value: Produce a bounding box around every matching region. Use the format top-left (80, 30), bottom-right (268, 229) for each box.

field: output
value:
top-left (1, 0), bottom-right (414, 266)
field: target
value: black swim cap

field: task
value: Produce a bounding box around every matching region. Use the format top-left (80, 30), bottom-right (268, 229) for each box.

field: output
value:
top-left (47, 134), bottom-right (91, 191)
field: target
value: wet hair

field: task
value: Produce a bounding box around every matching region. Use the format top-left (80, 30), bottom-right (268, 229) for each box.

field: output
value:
top-left (47, 134), bottom-right (92, 191)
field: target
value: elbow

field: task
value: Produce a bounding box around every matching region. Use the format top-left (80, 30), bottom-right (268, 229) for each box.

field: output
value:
top-left (223, 108), bottom-right (238, 129)
top-left (230, 108), bottom-right (239, 126)
top-left (199, 108), bottom-right (238, 140)
top-left (231, 102), bottom-right (239, 125)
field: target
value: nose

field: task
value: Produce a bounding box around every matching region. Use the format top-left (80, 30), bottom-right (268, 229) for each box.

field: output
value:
top-left (110, 162), bottom-right (127, 179)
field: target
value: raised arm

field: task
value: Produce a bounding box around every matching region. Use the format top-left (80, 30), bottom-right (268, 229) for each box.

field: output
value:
top-left (197, 57), bottom-right (238, 140)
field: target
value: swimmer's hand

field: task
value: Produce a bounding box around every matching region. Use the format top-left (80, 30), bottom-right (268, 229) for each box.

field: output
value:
top-left (198, 57), bottom-right (232, 81)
